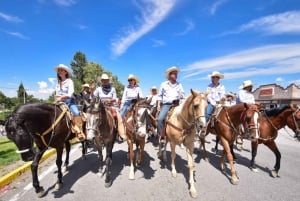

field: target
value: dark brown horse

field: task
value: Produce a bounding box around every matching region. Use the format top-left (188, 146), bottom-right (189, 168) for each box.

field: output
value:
top-left (205, 103), bottom-right (260, 184)
top-left (85, 99), bottom-right (117, 187)
top-left (250, 104), bottom-right (300, 177)
top-left (5, 103), bottom-right (76, 197)
top-left (123, 97), bottom-right (153, 180)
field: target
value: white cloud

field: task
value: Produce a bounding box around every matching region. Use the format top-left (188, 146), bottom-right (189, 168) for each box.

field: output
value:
top-left (210, 0), bottom-right (227, 15)
top-left (152, 39), bottom-right (165, 47)
top-left (0, 12), bottom-right (23, 23)
top-left (5, 31), bottom-right (29, 40)
top-left (221, 10), bottom-right (300, 36)
top-left (37, 81), bottom-right (48, 89)
top-left (111, 0), bottom-right (177, 57)
top-left (174, 18), bottom-right (195, 36)
top-left (182, 43), bottom-right (300, 80)
top-left (276, 77), bottom-right (283, 82)
top-left (54, 0), bottom-right (76, 6)
top-left (75, 24), bottom-right (88, 30)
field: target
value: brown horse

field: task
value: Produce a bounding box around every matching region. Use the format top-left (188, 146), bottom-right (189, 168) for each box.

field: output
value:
top-left (123, 97), bottom-right (153, 180)
top-left (250, 104), bottom-right (300, 177)
top-left (158, 89), bottom-right (207, 198)
top-left (204, 103), bottom-right (260, 184)
top-left (85, 99), bottom-right (117, 187)
top-left (5, 103), bottom-right (77, 197)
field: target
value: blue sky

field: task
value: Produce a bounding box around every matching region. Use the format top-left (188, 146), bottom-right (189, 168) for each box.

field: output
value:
top-left (0, 0), bottom-right (300, 100)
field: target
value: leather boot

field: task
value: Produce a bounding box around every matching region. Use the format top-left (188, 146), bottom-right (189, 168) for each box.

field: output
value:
top-left (116, 112), bottom-right (127, 140)
top-left (73, 116), bottom-right (85, 141)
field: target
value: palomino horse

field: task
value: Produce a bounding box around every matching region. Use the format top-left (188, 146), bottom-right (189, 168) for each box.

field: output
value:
top-left (5, 103), bottom-right (79, 197)
top-left (158, 89), bottom-right (207, 198)
top-left (123, 97), bottom-right (153, 180)
top-left (85, 99), bottom-right (117, 187)
top-left (250, 104), bottom-right (300, 177)
top-left (204, 103), bottom-right (260, 184)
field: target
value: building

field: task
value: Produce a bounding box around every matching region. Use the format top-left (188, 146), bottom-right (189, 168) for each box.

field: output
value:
top-left (253, 83), bottom-right (300, 109)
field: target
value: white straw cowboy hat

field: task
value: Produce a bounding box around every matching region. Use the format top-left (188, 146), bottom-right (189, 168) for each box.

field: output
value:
top-left (54, 64), bottom-right (72, 77)
top-left (209, 71), bottom-right (224, 79)
top-left (165, 66), bottom-right (180, 78)
top-left (82, 83), bottom-right (90, 88)
top-left (151, 86), bottom-right (157, 90)
top-left (239, 80), bottom-right (255, 89)
top-left (100, 73), bottom-right (110, 80)
top-left (226, 92), bottom-right (235, 97)
top-left (127, 74), bottom-right (139, 83)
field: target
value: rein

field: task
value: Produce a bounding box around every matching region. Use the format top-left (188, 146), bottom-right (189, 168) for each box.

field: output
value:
top-left (35, 107), bottom-right (68, 147)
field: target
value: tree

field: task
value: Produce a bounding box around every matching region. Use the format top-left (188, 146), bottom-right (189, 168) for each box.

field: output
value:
top-left (70, 51), bottom-right (87, 83)
top-left (17, 82), bottom-right (27, 104)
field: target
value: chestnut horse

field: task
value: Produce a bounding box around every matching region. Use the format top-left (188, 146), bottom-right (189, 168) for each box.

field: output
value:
top-left (5, 103), bottom-right (78, 197)
top-left (123, 97), bottom-right (153, 180)
top-left (85, 99), bottom-right (117, 187)
top-left (204, 103), bottom-right (260, 184)
top-left (158, 89), bottom-right (207, 198)
top-left (250, 104), bottom-right (300, 177)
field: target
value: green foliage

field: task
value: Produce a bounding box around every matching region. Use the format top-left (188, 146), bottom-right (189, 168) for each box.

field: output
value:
top-left (70, 51), bottom-right (87, 83)
top-left (83, 62), bottom-right (103, 84)
top-left (0, 136), bottom-right (21, 166)
top-left (17, 82), bottom-right (28, 104)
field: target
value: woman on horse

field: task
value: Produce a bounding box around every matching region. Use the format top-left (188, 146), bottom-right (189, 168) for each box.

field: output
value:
top-left (54, 64), bottom-right (85, 141)
top-left (93, 73), bottom-right (127, 140)
top-left (156, 66), bottom-right (185, 144)
top-left (205, 71), bottom-right (226, 123)
top-left (120, 74), bottom-right (143, 117)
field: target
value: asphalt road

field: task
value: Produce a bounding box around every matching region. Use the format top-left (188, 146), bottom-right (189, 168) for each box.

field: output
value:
top-left (1, 127), bottom-right (300, 201)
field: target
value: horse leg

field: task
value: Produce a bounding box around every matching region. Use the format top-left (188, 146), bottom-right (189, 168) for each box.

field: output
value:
top-left (55, 147), bottom-right (64, 190)
top-left (198, 137), bottom-right (209, 161)
top-left (265, 140), bottom-right (281, 177)
top-left (212, 136), bottom-right (219, 154)
top-left (137, 139), bottom-right (145, 167)
top-left (230, 144), bottom-right (237, 163)
top-left (220, 138), bottom-right (239, 185)
top-left (250, 141), bottom-right (259, 172)
top-left (81, 140), bottom-right (87, 160)
top-left (170, 142), bottom-right (177, 177)
top-left (186, 142), bottom-right (197, 198)
top-left (127, 139), bottom-right (135, 180)
top-left (94, 138), bottom-right (103, 173)
top-left (104, 142), bottom-right (114, 187)
top-left (62, 141), bottom-right (70, 172)
top-left (31, 150), bottom-right (46, 197)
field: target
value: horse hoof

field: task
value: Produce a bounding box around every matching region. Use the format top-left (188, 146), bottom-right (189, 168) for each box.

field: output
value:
top-left (129, 173), bottom-right (135, 180)
top-left (55, 182), bottom-right (63, 190)
top-left (105, 181), bottom-right (112, 188)
top-left (171, 171), bottom-right (177, 178)
top-left (204, 157), bottom-right (210, 162)
top-left (62, 166), bottom-right (68, 173)
top-left (250, 167), bottom-right (259, 173)
top-left (37, 187), bottom-right (45, 198)
top-left (231, 177), bottom-right (239, 185)
top-left (189, 187), bottom-right (197, 198)
top-left (271, 170), bottom-right (279, 178)
top-left (82, 155), bottom-right (86, 160)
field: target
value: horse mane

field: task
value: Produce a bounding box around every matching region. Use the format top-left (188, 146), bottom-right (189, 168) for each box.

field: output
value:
top-left (263, 104), bottom-right (291, 117)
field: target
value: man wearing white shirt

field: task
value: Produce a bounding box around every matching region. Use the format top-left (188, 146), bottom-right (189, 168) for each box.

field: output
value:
top-left (236, 80), bottom-right (255, 104)
top-left (157, 66), bottom-right (184, 142)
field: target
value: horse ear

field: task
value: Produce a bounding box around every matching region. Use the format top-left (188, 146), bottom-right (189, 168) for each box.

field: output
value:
top-left (244, 102), bottom-right (249, 109)
top-left (146, 96), bottom-right (152, 104)
top-left (190, 89), bottom-right (196, 97)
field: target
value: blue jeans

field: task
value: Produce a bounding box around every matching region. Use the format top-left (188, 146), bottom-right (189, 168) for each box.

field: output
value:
top-left (65, 98), bottom-right (80, 116)
top-left (157, 104), bottom-right (172, 137)
top-left (205, 103), bottom-right (214, 122)
top-left (120, 101), bottom-right (133, 117)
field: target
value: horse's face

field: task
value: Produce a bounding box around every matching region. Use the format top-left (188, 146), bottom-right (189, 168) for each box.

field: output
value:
top-left (5, 116), bottom-right (35, 162)
top-left (190, 90), bottom-right (208, 133)
top-left (85, 102), bottom-right (101, 140)
top-left (243, 104), bottom-right (260, 140)
top-left (289, 106), bottom-right (300, 140)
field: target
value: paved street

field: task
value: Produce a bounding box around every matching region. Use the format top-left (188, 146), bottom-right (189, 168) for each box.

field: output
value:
top-left (1, 128), bottom-right (300, 201)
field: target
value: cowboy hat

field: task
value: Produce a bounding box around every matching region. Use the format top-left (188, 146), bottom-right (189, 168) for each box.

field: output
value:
top-left (151, 86), bottom-right (157, 90)
top-left (165, 66), bottom-right (180, 78)
top-left (239, 80), bottom-right (255, 89)
top-left (225, 92), bottom-right (235, 97)
top-left (209, 71), bottom-right (224, 79)
top-left (82, 83), bottom-right (90, 88)
top-left (54, 64), bottom-right (72, 77)
top-left (100, 73), bottom-right (110, 80)
top-left (127, 74), bottom-right (139, 83)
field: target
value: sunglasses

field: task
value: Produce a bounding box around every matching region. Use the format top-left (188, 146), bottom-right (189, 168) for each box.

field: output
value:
top-left (211, 76), bottom-right (220, 79)
top-left (128, 79), bottom-right (134, 82)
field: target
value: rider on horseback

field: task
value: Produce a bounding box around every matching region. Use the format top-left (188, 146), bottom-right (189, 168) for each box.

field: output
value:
top-left (54, 64), bottom-right (85, 141)
top-left (157, 66), bottom-right (185, 144)
top-left (93, 73), bottom-right (127, 140)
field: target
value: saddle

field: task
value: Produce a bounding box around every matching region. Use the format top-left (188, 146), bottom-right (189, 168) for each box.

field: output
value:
top-left (209, 105), bottom-right (223, 128)
top-left (161, 99), bottom-right (180, 138)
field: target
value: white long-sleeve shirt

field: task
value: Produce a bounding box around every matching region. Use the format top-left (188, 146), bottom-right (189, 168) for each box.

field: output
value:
top-left (236, 89), bottom-right (255, 104)
top-left (55, 78), bottom-right (74, 98)
top-left (121, 85), bottom-right (143, 104)
top-left (94, 86), bottom-right (117, 100)
top-left (158, 81), bottom-right (184, 104)
top-left (206, 83), bottom-right (225, 106)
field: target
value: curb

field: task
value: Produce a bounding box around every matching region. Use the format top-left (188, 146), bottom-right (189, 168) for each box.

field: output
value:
top-left (0, 148), bottom-right (56, 189)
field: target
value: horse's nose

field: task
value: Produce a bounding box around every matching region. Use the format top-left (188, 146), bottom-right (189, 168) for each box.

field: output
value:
top-left (87, 129), bottom-right (96, 141)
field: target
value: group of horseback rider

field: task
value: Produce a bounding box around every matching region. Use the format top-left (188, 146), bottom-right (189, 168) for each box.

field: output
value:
top-left (54, 63), bottom-right (256, 145)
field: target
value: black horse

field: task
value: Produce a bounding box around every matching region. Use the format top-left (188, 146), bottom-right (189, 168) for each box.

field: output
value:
top-left (85, 99), bottom-right (117, 187)
top-left (5, 102), bottom-right (81, 197)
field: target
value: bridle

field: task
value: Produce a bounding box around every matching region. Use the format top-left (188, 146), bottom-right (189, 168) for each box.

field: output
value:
top-left (240, 105), bottom-right (260, 136)
top-left (292, 107), bottom-right (300, 138)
